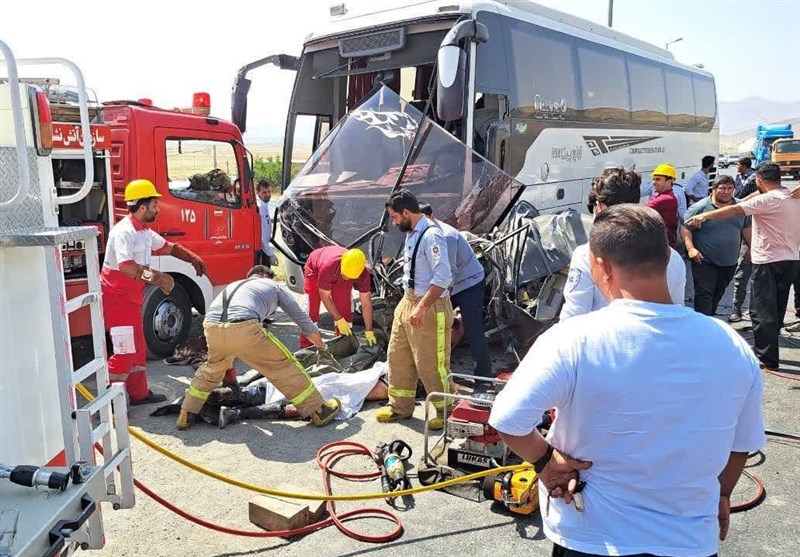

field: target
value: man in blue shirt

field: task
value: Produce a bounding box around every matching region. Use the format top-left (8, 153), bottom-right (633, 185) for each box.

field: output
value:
top-left (681, 175), bottom-right (751, 316)
top-left (420, 203), bottom-right (492, 378)
top-left (377, 189), bottom-right (454, 431)
top-left (685, 155), bottom-right (715, 205)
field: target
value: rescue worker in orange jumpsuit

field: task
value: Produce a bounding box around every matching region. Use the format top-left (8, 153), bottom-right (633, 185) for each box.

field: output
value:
top-left (101, 179), bottom-right (206, 405)
top-left (300, 246), bottom-right (377, 348)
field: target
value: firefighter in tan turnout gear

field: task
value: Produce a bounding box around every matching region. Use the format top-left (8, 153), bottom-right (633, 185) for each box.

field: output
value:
top-left (376, 189), bottom-right (454, 431)
top-left (177, 266), bottom-right (341, 429)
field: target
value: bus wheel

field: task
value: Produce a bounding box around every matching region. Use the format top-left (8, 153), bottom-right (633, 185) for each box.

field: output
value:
top-left (142, 282), bottom-right (192, 359)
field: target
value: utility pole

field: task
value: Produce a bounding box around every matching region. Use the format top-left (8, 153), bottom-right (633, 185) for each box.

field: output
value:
top-left (608, 0), bottom-right (614, 27)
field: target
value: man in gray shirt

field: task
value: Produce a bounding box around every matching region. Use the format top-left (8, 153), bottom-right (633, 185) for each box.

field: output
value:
top-left (681, 175), bottom-right (751, 316)
top-left (177, 265), bottom-right (341, 429)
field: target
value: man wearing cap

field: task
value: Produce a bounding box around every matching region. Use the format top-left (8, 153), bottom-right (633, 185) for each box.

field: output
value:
top-left (646, 164), bottom-right (679, 249)
top-left (301, 246), bottom-right (376, 348)
top-left (177, 265), bottom-right (341, 430)
top-left (101, 179), bottom-right (206, 405)
top-left (377, 189), bottom-right (454, 431)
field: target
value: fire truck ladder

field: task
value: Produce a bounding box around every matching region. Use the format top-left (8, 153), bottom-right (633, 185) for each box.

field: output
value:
top-left (0, 46), bottom-right (134, 527)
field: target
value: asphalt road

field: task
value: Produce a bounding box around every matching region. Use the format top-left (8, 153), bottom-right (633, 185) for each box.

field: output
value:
top-left (90, 170), bottom-right (800, 557)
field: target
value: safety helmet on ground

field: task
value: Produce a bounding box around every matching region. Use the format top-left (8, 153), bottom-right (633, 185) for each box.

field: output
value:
top-left (341, 248), bottom-right (367, 279)
top-left (124, 179), bottom-right (162, 204)
top-left (652, 164), bottom-right (677, 180)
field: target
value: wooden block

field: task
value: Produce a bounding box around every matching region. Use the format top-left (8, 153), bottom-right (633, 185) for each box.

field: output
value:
top-left (248, 494), bottom-right (326, 534)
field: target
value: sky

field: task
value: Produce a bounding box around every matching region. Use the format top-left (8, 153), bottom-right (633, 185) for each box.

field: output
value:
top-left (2, 0), bottom-right (799, 140)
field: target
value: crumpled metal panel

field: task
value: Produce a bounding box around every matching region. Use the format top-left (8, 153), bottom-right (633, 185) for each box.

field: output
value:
top-left (0, 147), bottom-right (47, 234)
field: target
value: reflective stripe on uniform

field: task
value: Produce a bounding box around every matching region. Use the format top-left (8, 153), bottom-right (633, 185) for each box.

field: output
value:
top-left (290, 382), bottom-right (318, 407)
top-left (109, 373), bottom-right (130, 381)
top-left (389, 387), bottom-right (417, 399)
top-left (262, 328), bottom-right (317, 406)
top-left (431, 398), bottom-right (446, 409)
top-left (435, 310), bottom-right (448, 393)
top-left (188, 385), bottom-right (211, 401)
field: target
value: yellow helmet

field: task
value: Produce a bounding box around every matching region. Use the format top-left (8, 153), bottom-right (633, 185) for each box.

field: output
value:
top-left (341, 248), bottom-right (367, 279)
top-left (652, 164), bottom-right (677, 180)
top-left (124, 179), bottom-right (162, 203)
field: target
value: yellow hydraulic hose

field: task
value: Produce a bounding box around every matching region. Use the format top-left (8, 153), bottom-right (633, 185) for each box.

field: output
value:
top-left (76, 383), bottom-right (531, 501)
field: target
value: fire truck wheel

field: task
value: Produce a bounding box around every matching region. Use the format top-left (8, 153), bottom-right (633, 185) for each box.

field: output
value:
top-left (142, 282), bottom-right (192, 359)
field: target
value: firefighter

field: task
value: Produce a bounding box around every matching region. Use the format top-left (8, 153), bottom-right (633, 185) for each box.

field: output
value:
top-left (176, 265), bottom-right (341, 429)
top-left (376, 189), bottom-right (454, 431)
top-left (101, 179), bottom-right (206, 405)
top-left (419, 203), bottom-right (492, 378)
top-left (301, 246), bottom-right (376, 348)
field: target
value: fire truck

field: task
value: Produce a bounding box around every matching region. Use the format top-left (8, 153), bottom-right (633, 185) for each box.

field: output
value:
top-left (1, 42), bottom-right (133, 556)
top-left (50, 75), bottom-right (259, 357)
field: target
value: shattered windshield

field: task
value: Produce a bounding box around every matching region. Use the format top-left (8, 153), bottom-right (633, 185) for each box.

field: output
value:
top-left (277, 86), bottom-right (522, 262)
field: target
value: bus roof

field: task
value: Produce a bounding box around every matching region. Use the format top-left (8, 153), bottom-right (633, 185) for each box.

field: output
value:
top-left (312, 0), bottom-right (678, 63)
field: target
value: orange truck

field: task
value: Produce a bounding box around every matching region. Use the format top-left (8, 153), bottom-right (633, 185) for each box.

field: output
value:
top-left (771, 138), bottom-right (800, 180)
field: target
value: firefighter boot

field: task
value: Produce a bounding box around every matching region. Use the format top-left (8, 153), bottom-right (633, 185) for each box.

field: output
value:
top-left (176, 409), bottom-right (192, 430)
top-left (310, 398), bottom-right (341, 426)
top-left (376, 406), bottom-right (413, 423)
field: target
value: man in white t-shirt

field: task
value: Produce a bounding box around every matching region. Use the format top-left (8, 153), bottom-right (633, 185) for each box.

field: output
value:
top-left (490, 204), bottom-right (765, 557)
top-left (560, 168), bottom-right (686, 320)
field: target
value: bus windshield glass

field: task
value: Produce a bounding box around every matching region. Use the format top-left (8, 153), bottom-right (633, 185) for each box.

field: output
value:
top-left (277, 86), bottom-right (523, 261)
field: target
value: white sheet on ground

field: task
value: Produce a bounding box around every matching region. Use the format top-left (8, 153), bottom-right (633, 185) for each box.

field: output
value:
top-left (259, 362), bottom-right (388, 420)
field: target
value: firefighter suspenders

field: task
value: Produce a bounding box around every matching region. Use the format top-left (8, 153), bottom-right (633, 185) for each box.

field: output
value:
top-left (407, 225), bottom-right (432, 292)
top-left (219, 279), bottom-right (255, 323)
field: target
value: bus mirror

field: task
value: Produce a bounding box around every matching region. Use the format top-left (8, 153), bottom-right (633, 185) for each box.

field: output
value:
top-left (437, 45), bottom-right (466, 122)
top-left (231, 76), bottom-right (252, 133)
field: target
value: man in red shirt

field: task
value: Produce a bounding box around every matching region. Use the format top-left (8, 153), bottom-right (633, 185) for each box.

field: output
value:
top-left (646, 164), bottom-right (679, 249)
top-left (301, 246), bottom-right (376, 348)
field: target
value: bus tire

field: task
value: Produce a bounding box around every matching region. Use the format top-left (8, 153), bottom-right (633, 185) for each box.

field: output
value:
top-left (142, 282), bottom-right (192, 359)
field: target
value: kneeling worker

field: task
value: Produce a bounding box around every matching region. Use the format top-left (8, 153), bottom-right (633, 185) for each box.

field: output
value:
top-left (177, 265), bottom-right (341, 429)
top-left (301, 246), bottom-right (376, 348)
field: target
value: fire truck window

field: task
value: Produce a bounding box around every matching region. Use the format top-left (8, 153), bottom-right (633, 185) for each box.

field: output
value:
top-left (165, 139), bottom-right (241, 208)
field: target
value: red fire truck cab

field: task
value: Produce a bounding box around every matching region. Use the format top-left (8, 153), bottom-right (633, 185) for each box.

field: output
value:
top-left (57, 91), bottom-right (259, 357)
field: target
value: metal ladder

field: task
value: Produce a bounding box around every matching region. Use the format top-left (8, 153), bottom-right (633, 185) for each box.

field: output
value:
top-left (0, 42), bottom-right (134, 527)
top-left (66, 236), bottom-right (135, 514)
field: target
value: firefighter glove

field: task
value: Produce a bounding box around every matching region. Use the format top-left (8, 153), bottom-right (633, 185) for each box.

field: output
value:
top-left (335, 318), bottom-right (353, 336)
top-left (171, 244), bottom-right (206, 277)
top-left (364, 330), bottom-right (377, 346)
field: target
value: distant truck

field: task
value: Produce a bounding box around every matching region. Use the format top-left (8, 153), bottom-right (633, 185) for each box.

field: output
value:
top-left (770, 137), bottom-right (800, 179)
top-left (752, 124), bottom-right (793, 166)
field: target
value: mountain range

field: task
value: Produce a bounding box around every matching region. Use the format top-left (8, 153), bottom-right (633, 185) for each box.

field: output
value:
top-left (719, 97), bottom-right (800, 135)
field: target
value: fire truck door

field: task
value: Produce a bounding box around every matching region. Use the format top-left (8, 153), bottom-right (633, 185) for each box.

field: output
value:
top-left (153, 130), bottom-right (252, 285)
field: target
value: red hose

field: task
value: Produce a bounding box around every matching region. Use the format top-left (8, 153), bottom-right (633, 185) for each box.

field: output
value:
top-left (100, 440), bottom-right (404, 542)
top-left (763, 367), bottom-right (800, 382)
top-left (730, 470), bottom-right (766, 513)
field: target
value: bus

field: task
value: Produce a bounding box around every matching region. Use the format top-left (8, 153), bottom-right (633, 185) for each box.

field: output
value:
top-left (232, 0), bottom-right (718, 291)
